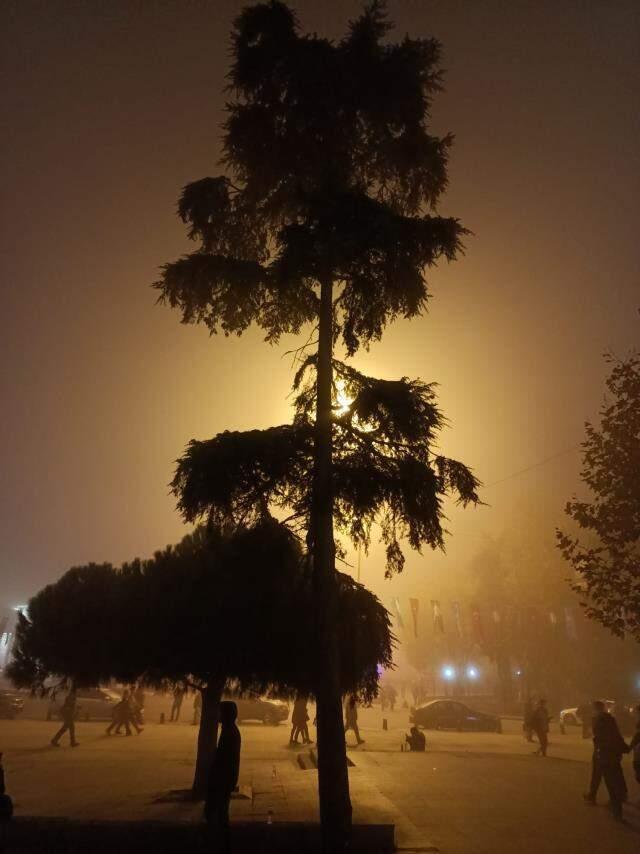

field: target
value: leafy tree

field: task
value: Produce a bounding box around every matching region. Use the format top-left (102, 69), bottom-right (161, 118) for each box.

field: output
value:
top-left (558, 353), bottom-right (640, 641)
top-left (8, 519), bottom-right (392, 798)
top-left (154, 3), bottom-right (477, 844)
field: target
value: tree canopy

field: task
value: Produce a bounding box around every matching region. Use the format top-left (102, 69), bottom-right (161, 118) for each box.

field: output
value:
top-left (154, 0), bottom-right (466, 356)
top-left (557, 353), bottom-right (640, 641)
top-left (173, 359), bottom-right (480, 576)
top-left (9, 519), bottom-right (392, 700)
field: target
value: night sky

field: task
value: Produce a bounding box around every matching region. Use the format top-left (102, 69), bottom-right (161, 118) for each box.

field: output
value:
top-left (2, 0), bottom-right (638, 605)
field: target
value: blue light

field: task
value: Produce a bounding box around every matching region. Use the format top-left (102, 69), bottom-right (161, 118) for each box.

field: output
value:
top-left (442, 665), bottom-right (456, 681)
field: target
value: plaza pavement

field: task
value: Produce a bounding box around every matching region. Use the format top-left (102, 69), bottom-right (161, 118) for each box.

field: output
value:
top-left (1, 698), bottom-right (639, 853)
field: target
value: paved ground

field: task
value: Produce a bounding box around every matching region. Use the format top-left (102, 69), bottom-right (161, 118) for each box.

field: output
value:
top-left (2, 700), bottom-right (639, 853)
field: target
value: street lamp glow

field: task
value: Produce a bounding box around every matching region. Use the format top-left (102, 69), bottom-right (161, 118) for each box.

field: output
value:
top-left (466, 666), bottom-right (479, 680)
top-left (442, 665), bottom-right (456, 681)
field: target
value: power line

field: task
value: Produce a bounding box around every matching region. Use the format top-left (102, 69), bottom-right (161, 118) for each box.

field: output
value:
top-left (484, 444), bottom-right (581, 488)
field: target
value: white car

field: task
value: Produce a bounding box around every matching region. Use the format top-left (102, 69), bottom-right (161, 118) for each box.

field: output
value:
top-left (560, 700), bottom-right (615, 727)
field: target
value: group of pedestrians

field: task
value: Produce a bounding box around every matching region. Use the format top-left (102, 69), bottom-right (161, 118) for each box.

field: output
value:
top-left (290, 695), bottom-right (313, 745)
top-left (584, 700), bottom-right (640, 821)
top-left (106, 686), bottom-right (145, 736)
top-left (48, 685), bottom-right (146, 746)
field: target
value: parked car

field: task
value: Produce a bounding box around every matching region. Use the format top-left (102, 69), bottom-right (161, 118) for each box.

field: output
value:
top-left (227, 696), bottom-right (289, 726)
top-left (559, 706), bottom-right (581, 727)
top-left (560, 700), bottom-right (615, 727)
top-left (0, 690), bottom-right (24, 719)
top-left (410, 699), bottom-right (501, 733)
top-left (48, 688), bottom-right (121, 722)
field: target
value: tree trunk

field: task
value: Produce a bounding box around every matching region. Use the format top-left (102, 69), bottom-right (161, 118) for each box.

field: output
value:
top-left (192, 680), bottom-right (225, 800)
top-left (312, 276), bottom-right (352, 852)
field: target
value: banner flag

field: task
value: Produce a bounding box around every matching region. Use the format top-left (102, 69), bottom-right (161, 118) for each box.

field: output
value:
top-left (392, 597), bottom-right (404, 629)
top-left (451, 601), bottom-right (463, 638)
top-left (548, 610), bottom-right (558, 627)
top-left (491, 610), bottom-right (501, 624)
top-left (431, 600), bottom-right (444, 633)
top-left (409, 598), bottom-right (420, 638)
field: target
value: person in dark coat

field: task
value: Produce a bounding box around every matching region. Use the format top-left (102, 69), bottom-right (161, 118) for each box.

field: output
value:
top-left (170, 687), bottom-right (185, 722)
top-left (51, 689), bottom-right (79, 747)
top-left (630, 704), bottom-right (640, 785)
top-left (531, 699), bottom-right (550, 756)
top-left (205, 701), bottom-right (241, 854)
top-left (406, 726), bottom-right (426, 752)
top-left (344, 696), bottom-right (364, 746)
top-left (585, 700), bottom-right (629, 819)
top-left (290, 695), bottom-right (312, 745)
top-left (0, 752), bottom-right (13, 824)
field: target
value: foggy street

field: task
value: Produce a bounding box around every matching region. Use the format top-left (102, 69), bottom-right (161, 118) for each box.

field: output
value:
top-left (2, 2), bottom-right (639, 852)
top-left (3, 702), bottom-right (638, 853)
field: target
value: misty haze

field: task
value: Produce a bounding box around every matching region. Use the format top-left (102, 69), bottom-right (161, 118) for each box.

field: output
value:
top-left (1, 2), bottom-right (638, 853)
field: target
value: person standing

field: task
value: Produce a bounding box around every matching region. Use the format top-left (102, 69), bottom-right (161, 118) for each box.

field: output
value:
top-left (51, 689), bottom-right (79, 747)
top-left (586, 699), bottom-right (629, 819)
top-left (205, 701), bottom-right (241, 854)
top-left (577, 701), bottom-right (592, 739)
top-left (170, 686), bottom-right (185, 722)
top-left (387, 684), bottom-right (397, 712)
top-left (531, 698), bottom-right (550, 756)
top-left (192, 691), bottom-right (202, 726)
top-left (133, 684), bottom-right (146, 726)
top-left (630, 704), bottom-right (640, 786)
top-left (344, 696), bottom-right (364, 746)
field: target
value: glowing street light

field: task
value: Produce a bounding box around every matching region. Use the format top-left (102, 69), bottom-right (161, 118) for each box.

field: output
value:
top-left (442, 665), bottom-right (456, 682)
top-left (466, 666), bottom-right (479, 680)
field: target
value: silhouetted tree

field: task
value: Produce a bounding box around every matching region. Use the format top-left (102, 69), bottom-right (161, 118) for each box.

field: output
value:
top-left (557, 353), bottom-right (640, 641)
top-left (8, 519), bottom-right (392, 798)
top-left (154, 3), bottom-right (476, 844)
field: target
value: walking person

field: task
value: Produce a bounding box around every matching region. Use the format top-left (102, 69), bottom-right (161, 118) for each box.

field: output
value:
top-left (585, 699), bottom-right (629, 819)
top-left (51, 689), bottom-right (79, 747)
top-left (531, 698), bottom-right (550, 756)
top-left (170, 686), bottom-right (185, 722)
top-left (205, 701), bottom-right (241, 854)
top-left (121, 690), bottom-right (143, 735)
top-left (106, 692), bottom-right (129, 736)
top-left (290, 695), bottom-right (312, 745)
top-left (344, 695), bottom-right (364, 746)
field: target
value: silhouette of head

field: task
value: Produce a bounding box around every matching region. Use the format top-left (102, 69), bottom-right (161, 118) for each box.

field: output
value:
top-left (592, 700), bottom-right (605, 713)
top-left (220, 700), bottom-right (238, 726)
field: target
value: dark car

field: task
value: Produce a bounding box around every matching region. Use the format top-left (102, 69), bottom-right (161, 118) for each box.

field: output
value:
top-left (0, 690), bottom-right (24, 719)
top-left (228, 696), bottom-right (289, 726)
top-left (410, 699), bottom-right (501, 733)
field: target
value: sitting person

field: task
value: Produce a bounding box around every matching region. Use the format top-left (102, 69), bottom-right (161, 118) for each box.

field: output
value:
top-left (406, 725), bottom-right (426, 752)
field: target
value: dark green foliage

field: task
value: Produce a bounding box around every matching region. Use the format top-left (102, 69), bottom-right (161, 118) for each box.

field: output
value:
top-left (8, 564), bottom-right (121, 689)
top-left (8, 520), bottom-right (393, 701)
top-left (557, 353), bottom-right (640, 641)
top-left (155, 1), bottom-right (465, 355)
top-left (173, 360), bottom-right (480, 576)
